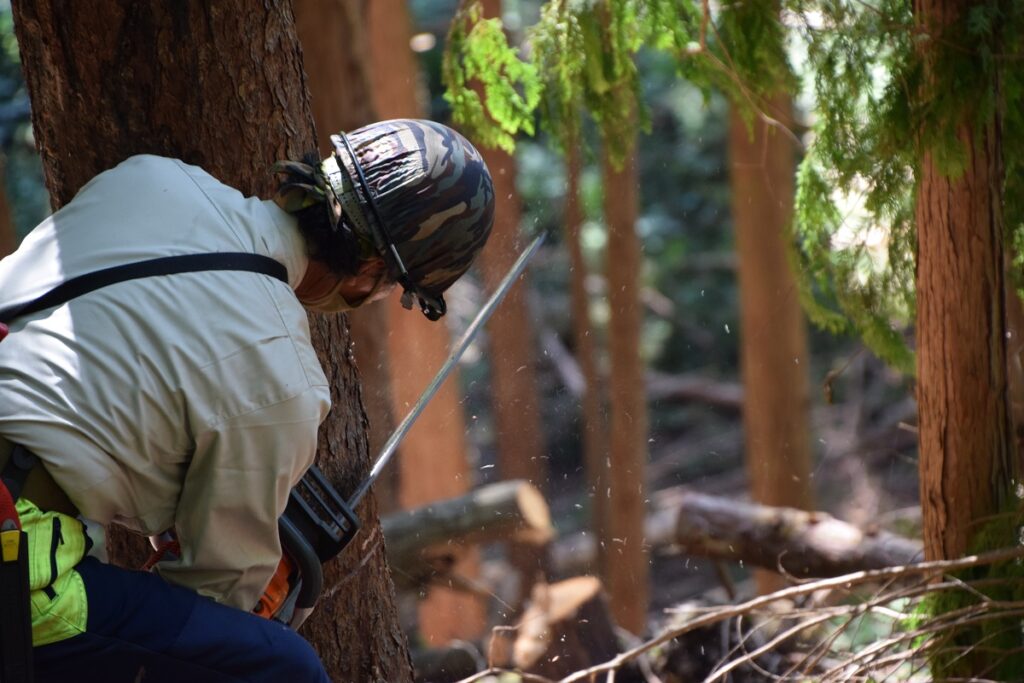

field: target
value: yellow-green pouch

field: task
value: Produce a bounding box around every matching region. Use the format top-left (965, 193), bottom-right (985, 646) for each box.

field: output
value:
top-left (16, 499), bottom-right (89, 645)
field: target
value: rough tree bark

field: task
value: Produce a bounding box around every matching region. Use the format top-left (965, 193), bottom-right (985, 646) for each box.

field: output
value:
top-left (728, 97), bottom-right (814, 594)
top-left (602, 144), bottom-right (649, 634)
top-left (913, 0), bottom-right (1015, 564)
top-left (477, 0), bottom-right (550, 590)
top-left (367, 0), bottom-right (487, 642)
top-left (10, 3), bottom-right (412, 680)
top-left (0, 160), bottom-right (15, 258)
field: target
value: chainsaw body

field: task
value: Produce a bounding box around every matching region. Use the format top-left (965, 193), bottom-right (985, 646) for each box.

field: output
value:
top-left (255, 465), bottom-right (361, 626)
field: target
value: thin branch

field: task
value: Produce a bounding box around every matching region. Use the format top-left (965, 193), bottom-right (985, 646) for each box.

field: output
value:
top-left (705, 611), bottom-right (837, 682)
top-left (557, 546), bottom-right (1024, 683)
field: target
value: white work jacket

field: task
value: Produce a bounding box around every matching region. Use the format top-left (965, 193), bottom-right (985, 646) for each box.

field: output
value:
top-left (0, 155), bottom-right (331, 611)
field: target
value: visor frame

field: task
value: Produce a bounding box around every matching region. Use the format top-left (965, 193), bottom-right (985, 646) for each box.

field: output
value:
top-left (330, 132), bottom-right (447, 321)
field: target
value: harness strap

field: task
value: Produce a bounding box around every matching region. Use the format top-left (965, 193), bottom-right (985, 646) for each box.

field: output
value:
top-left (0, 252), bottom-right (290, 677)
top-left (0, 252), bottom-right (288, 324)
top-left (142, 536), bottom-right (181, 572)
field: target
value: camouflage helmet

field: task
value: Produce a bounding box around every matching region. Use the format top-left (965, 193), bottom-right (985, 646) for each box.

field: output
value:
top-left (324, 119), bottom-right (494, 320)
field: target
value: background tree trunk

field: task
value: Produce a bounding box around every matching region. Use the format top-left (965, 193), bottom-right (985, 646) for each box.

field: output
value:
top-left (1003, 270), bottom-right (1024, 468)
top-left (913, 0), bottom-right (1015, 564)
top-left (477, 0), bottom-right (550, 591)
top-left (10, 2), bottom-right (412, 680)
top-left (602, 144), bottom-right (649, 635)
top-left (728, 97), bottom-right (814, 594)
top-left (566, 143), bottom-right (609, 575)
top-left (367, 0), bottom-right (487, 643)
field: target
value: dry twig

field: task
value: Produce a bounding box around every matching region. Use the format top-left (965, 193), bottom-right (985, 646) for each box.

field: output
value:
top-left (455, 546), bottom-right (1024, 683)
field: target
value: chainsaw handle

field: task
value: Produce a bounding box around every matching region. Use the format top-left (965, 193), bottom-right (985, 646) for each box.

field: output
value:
top-left (279, 516), bottom-right (322, 609)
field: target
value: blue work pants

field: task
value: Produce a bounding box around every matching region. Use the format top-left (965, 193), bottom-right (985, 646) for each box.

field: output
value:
top-left (33, 557), bottom-right (330, 683)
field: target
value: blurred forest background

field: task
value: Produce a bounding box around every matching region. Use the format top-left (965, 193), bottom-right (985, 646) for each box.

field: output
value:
top-left (6, 0), bottom-right (1020, 681)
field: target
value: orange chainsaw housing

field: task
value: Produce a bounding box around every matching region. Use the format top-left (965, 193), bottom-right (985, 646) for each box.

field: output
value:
top-left (253, 555), bottom-right (294, 619)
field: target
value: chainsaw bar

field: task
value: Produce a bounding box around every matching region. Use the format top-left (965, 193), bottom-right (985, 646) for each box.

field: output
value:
top-left (349, 231), bottom-right (546, 508)
top-left (274, 233), bottom-right (546, 624)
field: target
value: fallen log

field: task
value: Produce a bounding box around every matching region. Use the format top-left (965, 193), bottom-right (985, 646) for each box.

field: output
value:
top-left (551, 491), bottom-right (923, 579)
top-left (647, 371), bottom-right (744, 412)
top-left (670, 491), bottom-right (924, 576)
top-left (536, 326), bottom-right (742, 414)
top-left (383, 479), bottom-right (553, 590)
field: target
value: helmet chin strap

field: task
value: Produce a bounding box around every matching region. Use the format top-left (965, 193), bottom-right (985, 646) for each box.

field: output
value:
top-left (330, 133), bottom-right (446, 321)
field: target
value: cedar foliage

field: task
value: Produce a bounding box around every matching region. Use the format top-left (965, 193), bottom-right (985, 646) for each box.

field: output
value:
top-left (444, 0), bottom-right (703, 162)
top-left (442, 0), bottom-right (1024, 371)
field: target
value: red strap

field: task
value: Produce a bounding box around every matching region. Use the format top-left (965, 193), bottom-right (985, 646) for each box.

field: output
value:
top-left (0, 480), bottom-right (21, 530)
top-left (0, 322), bottom-right (8, 342)
top-left (141, 538), bottom-right (180, 571)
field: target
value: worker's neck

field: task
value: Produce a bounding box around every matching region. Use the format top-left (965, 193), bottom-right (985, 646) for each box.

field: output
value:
top-left (295, 258), bottom-right (394, 310)
top-left (294, 258), bottom-right (338, 303)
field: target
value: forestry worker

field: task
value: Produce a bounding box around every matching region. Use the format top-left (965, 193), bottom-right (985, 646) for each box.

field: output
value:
top-left (0, 119), bottom-right (494, 682)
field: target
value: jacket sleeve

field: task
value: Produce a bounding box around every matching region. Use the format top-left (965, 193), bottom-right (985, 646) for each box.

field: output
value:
top-left (155, 386), bottom-right (328, 610)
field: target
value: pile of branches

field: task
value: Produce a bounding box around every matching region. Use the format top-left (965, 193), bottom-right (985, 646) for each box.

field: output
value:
top-left (456, 546), bottom-right (1024, 683)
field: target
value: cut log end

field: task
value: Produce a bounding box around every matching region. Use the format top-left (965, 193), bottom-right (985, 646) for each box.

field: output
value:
top-left (384, 480), bottom-right (554, 591)
top-left (541, 575), bottom-right (603, 622)
top-left (514, 482), bottom-right (554, 543)
top-left (510, 576), bottom-right (620, 679)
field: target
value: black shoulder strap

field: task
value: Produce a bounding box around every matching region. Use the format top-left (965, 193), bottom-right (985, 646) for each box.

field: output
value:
top-left (0, 253), bottom-right (288, 325)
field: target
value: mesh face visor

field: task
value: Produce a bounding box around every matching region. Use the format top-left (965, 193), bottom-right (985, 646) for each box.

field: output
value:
top-left (330, 133), bottom-right (447, 321)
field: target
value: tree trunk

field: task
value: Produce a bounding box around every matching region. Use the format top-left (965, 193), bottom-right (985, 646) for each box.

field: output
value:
top-left (602, 146), bottom-right (649, 634)
top-left (728, 98), bottom-right (814, 594)
top-left (1003, 269), bottom-right (1024, 467)
top-left (367, 0), bottom-right (487, 642)
top-left (0, 159), bottom-right (16, 258)
top-left (566, 143), bottom-right (610, 574)
top-left (10, 3), bottom-right (412, 680)
top-left (476, 0), bottom-right (550, 591)
top-left (293, 0), bottom-right (400, 515)
top-left (346, 304), bottom-right (399, 509)
top-left (914, 0), bottom-right (1014, 564)
top-left (367, 0), bottom-right (427, 119)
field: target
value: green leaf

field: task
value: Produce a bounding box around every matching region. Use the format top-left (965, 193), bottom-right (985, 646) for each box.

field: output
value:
top-left (441, 1), bottom-right (541, 152)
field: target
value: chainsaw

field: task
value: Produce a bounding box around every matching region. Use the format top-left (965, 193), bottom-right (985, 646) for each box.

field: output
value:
top-left (253, 233), bottom-right (545, 627)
